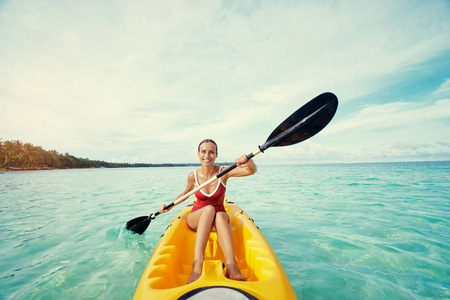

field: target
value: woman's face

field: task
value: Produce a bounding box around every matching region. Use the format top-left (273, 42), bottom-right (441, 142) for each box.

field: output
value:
top-left (198, 142), bottom-right (218, 166)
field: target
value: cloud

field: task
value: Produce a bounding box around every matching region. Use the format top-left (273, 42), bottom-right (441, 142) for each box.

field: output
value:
top-left (0, 0), bottom-right (449, 163)
top-left (434, 78), bottom-right (450, 94)
top-left (327, 99), bottom-right (450, 135)
top-left (303, 97), bottom-right (450, 162)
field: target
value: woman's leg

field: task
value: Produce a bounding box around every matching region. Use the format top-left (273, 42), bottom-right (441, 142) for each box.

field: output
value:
top-left (214, 211), bottom-right (247, 281)
top-left (186, 205), bottom-right (216, 283)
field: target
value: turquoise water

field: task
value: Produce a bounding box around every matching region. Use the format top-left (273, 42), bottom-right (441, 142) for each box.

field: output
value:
top-left (1, 162), bottom-right (449, 299)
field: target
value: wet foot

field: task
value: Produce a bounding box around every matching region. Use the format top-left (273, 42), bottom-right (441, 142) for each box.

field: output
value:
top-left (226, 262), bottom-right (247, 281)
top-left (187, 260), bottom-right (203, 284)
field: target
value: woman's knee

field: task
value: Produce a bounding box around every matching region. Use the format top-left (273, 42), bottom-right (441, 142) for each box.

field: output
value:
top-left (189, 205), bottom-right (215, 227)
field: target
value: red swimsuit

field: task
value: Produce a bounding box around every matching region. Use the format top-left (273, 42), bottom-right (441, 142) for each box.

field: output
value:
top-left (191, 167), bottom-right (226, 213)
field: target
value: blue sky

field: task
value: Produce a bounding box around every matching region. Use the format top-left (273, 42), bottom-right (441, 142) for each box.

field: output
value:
top-left (1, 0), bottom-right (449, 164)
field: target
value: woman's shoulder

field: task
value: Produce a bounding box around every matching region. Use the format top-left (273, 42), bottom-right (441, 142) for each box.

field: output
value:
top-left (188, 168), bottom-right (203, 178)
top-left (185, 171), bottom-right (196, 187)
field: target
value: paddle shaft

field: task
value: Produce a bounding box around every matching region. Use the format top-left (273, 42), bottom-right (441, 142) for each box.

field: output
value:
top-left (155, 101), bottom-right (329, 217)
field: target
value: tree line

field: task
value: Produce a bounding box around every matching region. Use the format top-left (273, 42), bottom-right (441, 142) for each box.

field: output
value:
top-left (0, 140), bottom-right (200, 169)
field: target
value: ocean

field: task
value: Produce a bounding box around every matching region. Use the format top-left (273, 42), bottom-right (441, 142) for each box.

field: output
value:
top-left (0, 162), bottom-right (449, 299)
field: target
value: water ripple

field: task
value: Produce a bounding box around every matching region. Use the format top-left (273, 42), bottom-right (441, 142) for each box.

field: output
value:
top-left (1, 164), bottom-right (449, 299)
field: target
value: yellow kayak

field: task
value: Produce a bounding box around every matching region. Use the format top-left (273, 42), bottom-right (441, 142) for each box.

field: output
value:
top-left (133, 199), bottom-right (297, 299)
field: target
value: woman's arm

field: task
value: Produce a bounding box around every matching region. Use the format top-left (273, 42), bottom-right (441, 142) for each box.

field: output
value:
top-left (159, 171), bottom-right (196, 213)
top-left (222, 154), bottom-right (257, 184)
top-left (235, 155), bottom-right (257, 176)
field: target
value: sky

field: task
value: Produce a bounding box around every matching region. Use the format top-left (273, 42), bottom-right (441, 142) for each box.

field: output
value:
top-left (1, 0), bottom-right (449, 165)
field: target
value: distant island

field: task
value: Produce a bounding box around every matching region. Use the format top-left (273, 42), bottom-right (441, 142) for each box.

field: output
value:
top-left (0, 139), bottom-right (202, 170)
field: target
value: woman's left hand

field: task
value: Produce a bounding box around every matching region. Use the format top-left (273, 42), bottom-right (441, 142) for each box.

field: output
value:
top-left (236, 154), bottom-right (253, 167)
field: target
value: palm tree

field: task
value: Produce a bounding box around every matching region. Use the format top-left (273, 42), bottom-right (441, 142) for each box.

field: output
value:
top-left (21, 143), bottom-right (47, 167)
top-left (21, 143), bottom-right (35, 167)
top-left (2, 140), bottom-right (22, 167)
top-left (0, 139), bottom-right (4, 167)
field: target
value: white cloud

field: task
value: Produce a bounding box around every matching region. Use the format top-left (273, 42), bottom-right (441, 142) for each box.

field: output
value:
top-left (304, 98), bottom-right (450, 162)
top-left (434, 78), bottom-right (450, 94)
top-left (326, 99), bottom-right (450, 136)
top-left (0, 0), bottom-right (449, 163)
top-left (331, 99), bottom-right (450, 134)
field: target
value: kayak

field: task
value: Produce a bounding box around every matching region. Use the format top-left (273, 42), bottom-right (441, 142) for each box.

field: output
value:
top-left (133, 199), bottom-right (297, 300)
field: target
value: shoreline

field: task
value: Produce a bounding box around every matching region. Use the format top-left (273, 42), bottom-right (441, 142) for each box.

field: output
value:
top-left (1, 160), bottom-right (448, 172)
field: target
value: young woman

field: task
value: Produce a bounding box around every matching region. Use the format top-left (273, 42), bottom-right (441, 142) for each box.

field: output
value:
top-left (159, 139), bottom-right (257, 284)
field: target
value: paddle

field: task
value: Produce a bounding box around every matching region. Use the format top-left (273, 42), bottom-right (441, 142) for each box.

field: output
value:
top-left (126, 92), bottom-right (338, 234)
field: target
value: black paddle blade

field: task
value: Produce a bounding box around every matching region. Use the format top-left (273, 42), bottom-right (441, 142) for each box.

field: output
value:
top-left (126, 216), bottom-right (151, 235)
top-left (265, 92), bottom-right (338, 148)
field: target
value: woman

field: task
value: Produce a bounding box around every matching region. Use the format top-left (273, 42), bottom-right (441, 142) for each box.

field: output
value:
top-left (159, 139), bottom-right (257, 284)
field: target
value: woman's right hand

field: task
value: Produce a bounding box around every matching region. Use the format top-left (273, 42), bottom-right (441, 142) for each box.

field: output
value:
top-left (159, 204), bottom-right (168, 214)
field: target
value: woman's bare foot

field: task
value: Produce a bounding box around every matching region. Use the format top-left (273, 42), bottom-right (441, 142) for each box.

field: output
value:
top-left (187, 260), bottom-right (203, 284)
top-left (226, 262), bottom-right (247, 281)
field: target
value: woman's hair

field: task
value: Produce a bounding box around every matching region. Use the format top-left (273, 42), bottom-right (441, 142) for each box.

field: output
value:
top-left (198, 139), bottom-right (218, 153)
